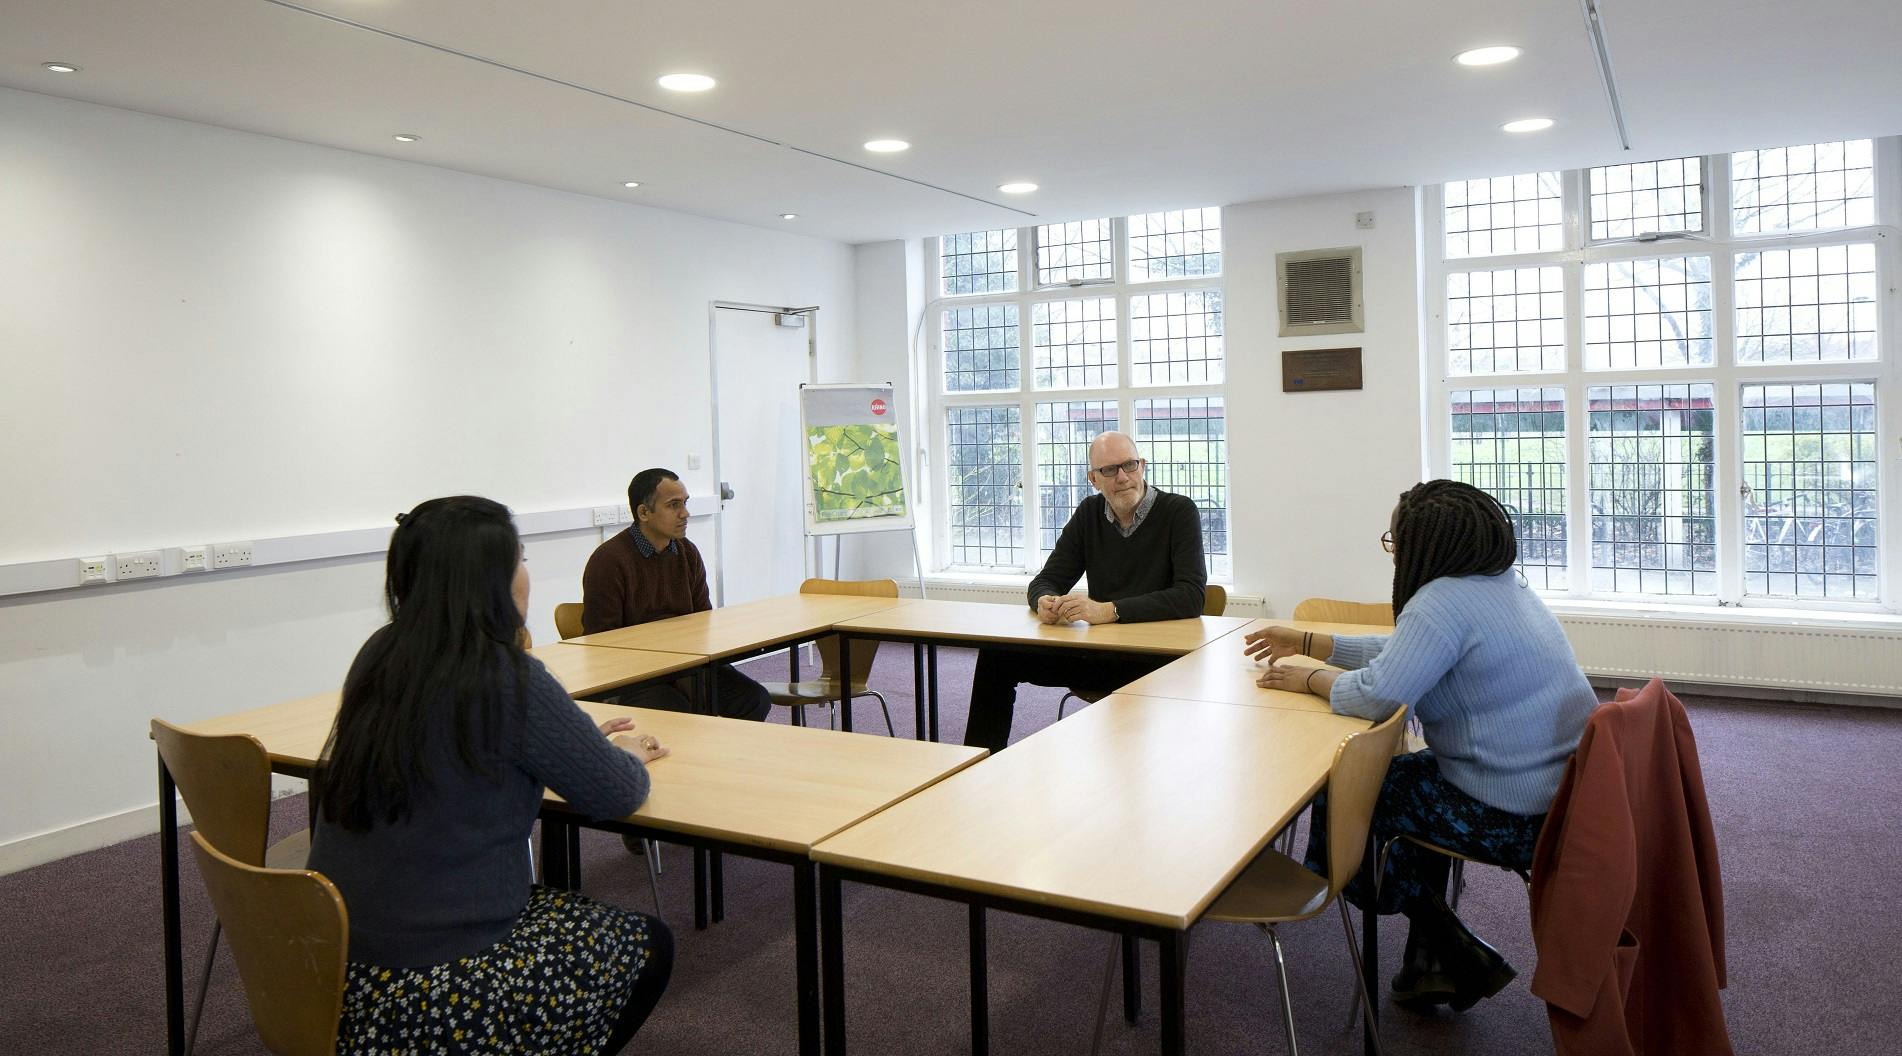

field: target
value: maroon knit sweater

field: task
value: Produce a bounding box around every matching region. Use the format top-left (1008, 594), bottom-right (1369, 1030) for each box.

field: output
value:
top-left (579, 529), bottom-right (712, 635)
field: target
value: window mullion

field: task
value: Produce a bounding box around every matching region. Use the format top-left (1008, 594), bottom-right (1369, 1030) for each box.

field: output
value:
top-left (1563, 251), bottom-right (1591, 597)
top-left (1709, 159), bottom-right (1746, 602)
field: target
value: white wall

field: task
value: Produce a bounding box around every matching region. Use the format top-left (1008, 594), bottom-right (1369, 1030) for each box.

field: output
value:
top-left (0, 87), bottom-right (856, 868)
top-left (1223, 187), bottom-right (1427, 615)
top-left (839, 239), bottom-right (926, 580)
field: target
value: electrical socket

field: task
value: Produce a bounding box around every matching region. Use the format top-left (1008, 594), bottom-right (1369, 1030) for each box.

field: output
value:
top-left (113, 550), bottom-right (162, 580)
top-left (177, 546), bottom-right (209, 573)
top-left (78, 557), bottom-right (110, 585)
top-left (592, 506), bottom-right (619, 527)
top-left (211, 542), bottom-right (254, 569)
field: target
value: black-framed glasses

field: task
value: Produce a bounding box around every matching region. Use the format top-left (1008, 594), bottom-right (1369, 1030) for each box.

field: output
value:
top-left (1380, 530), bottom-right (1395, 553)
top-left (1091, 458), bottom-right (1145, 479)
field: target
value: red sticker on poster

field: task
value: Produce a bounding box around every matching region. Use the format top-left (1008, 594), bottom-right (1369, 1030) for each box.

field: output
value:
top-left (870, 398), bottom-right (887, 415)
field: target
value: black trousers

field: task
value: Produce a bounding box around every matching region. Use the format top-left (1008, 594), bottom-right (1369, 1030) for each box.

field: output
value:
top-left (962, 645), bottom-right (1172, 751)
top-left (613, 662), bottom-right (772, 721)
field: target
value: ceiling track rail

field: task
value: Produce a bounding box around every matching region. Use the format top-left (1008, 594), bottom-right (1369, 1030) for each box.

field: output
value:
top-left (1581, 0), bottom-right (1632, 151)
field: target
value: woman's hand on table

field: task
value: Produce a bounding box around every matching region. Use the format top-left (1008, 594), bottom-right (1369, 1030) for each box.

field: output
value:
top-left (612, 729), bottom-right (670, 764)
top-left (1242, 625), bottom-right (1303, 662)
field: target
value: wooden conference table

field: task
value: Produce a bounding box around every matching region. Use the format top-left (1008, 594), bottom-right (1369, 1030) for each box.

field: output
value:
top-left (157, 639), bottom-right (983, 1056)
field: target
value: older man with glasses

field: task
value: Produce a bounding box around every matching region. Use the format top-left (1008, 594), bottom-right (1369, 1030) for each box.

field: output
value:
top-left (962, 430), bottom-right (1208, 751)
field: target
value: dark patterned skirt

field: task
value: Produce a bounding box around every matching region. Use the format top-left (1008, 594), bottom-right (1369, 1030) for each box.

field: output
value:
top-left (337, 887), bottom-right (660, 1055)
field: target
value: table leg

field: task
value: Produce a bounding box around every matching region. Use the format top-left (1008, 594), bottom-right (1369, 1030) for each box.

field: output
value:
top-left (791, 641), bottom-right (801, 681)
top-left (969, 903), bottom-right (990, 1056)
top-left (1159, 931), bottom-right (1187, 1056)
top-left (793, 861), bottom-right (820, 1056)
top-left (567, 820), bottom-right (582, 889)
top-left (911, 643), bottom-right (926, 741)
top-left (927, 645), bottom-right (940, 743)
top-left (1360, 833), bottom-right (1380, 1056)
top-left (838, 636), bottom-right (854, 733)
top-left (700, 665), bottom-right (714, 716)
top-left (540, 818), bottom-right (570, 890)
top-left (820, 866), bottom-right (847, 1056)
top-left (711, 850), bottom-right (726, 923)
top-left (160, 755), bottom-right (185, 1056)
top-left (693, 847), bottom-right (710, 930)
top-left (1122, 933), bottom-right (1142, 1023)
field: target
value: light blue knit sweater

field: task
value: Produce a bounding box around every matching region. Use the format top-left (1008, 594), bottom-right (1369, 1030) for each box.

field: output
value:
top-left (1325, 570), bottom-right (1596, 815)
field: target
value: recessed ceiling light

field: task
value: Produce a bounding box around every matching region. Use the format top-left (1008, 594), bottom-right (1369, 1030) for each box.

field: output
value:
top-left (780, 213), bottom-right (799, 220)
top-left (1502, 117), bottom-right (1554, 133)
top-left (864, 139), bottom-right (910, 153)
top-left (622, 181), bottom-right (642, 189)
top-left (997, 181), bottom-right (1038, 194)
top-left (42, 62), bottom-right (80, 74)
top-left (1456, 46), bottom-right (1521, 67)
top-left (657, 73), bottom-right (716, 92)
top-left (392, 133), bottom-right (421, 143)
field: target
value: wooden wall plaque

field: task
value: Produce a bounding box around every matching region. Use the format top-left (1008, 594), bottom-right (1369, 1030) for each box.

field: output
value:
top-left (1281, 347), bottom-right (1363, 392)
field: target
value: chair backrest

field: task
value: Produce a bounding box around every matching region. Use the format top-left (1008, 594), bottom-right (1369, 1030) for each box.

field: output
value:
top-left (1320, 707), bottom-right (1410, 895)
top-left (151, 718), bottom-right (274, 867)
top-left (1292, 597), bottom-right (1395, 626)
top-left (553, 602), bottom-right (584, 641)
top-left (802, 577), bottom-right (900, 684)
top-left (190, 831), bottom-right (348, 1056)
top-left (1202, 583), bottom-right (1228, 616)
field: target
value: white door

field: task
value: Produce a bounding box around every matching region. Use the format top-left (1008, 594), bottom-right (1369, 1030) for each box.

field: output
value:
top-left (710, 305), bottom-right (814, 605)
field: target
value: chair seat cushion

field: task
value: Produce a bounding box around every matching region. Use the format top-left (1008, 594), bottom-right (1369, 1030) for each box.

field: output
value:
top-left (1204, 846), bottom-right (1330, 924)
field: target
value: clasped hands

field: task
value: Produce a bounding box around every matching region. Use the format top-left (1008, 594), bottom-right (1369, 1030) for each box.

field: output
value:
top-left (1036, 592), bottom-right (1116, 625)
top-left (598, 715), bottom-right (670, 763)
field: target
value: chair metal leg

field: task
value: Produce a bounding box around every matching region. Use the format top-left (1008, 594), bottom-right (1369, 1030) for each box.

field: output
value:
top-left (644, 841), bottom-right (664, 917)
top-left (867, 690), bottom-right (896, 737)
top-left (1265, 924), bottom-right (1300, 1056)
top-left (1088, 931), bottom-right (1119, 1056)
top-left (1447, 858), bottom-right (1465, 914)
top-left (1058, 692), bottom-right (1077, 720)
top-left (1336, 900), bottom-right (1385, 1056)
top-left (186, 920), bottom-right (220, 1055)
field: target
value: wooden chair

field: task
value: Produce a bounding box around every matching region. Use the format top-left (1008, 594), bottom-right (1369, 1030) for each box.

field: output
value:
top-left (1058, 584), bottom-right (1227, 719)
top-left (554, 602), bottom-right (584, 641)
top-left (1089, 707), bottom-right (1407, 1056)
top-left (1291, 597), bottom-right (1395, 626)
top-left (152, 719), bottom-right (313, 1055)
top-left (753, 578), bottom-right (899, 735)
top-left (190, 831), bottom-right (347, 1056)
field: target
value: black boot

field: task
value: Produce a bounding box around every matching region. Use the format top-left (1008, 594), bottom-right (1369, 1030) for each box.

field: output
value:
top-left (1389, 920), bottom-right (1458, 1009)
top-left (1419, 886), bottom-right (1516, 1010)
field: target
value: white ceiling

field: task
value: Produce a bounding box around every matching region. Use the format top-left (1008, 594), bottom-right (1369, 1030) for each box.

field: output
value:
top-left (4, 0), bottom-right (1900, 244)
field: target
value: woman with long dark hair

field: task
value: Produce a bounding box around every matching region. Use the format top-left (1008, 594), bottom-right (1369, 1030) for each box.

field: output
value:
top-left (1243, 480), bottom-right (1596, 1010)
top-left (309, 495), bottom-right (673, 1053)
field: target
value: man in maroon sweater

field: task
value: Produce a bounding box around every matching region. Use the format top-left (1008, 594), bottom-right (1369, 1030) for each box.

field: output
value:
top-left (581, 468), bottom-right (771, 722)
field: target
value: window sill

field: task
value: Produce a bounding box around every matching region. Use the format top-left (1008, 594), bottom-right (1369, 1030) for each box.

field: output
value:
top-left (1543, 596), bottom-right (1902, 630)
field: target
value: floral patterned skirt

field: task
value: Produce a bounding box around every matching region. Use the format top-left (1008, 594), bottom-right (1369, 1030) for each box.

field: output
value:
top-left (337, 887), bottom-right (660, 1055)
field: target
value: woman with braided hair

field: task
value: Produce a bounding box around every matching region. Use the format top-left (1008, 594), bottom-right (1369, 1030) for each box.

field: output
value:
top-left (1242, 479), bottom-right (1596, 1011)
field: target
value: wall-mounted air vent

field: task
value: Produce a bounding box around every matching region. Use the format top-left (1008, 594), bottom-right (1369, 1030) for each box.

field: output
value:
top-left (1276, 247), bottom-right (1363, 337)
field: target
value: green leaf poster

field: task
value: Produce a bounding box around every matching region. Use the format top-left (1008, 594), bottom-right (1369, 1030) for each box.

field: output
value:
top-left (799, 384), bottom-right (913, 535)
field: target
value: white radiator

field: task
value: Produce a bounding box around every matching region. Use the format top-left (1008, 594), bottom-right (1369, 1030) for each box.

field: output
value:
top-left (1556, 613), bottom-right (1902, 698)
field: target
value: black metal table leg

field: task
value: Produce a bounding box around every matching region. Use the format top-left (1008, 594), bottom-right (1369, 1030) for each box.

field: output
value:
top-left (820, 866), bottom-right (847, 1056)
top-left (160, 756), bottom-right (185, 1056)
top-left (701, 665), bottom-right (714, 715)
top-left (567, 819), bottom-right (582, 889)
top-left (540, 818), bottom-right (570, 890)
top-left (969, 904), bottom-right (990, 1056)
top-left (927, 645), bottom-right (940, 742)
top-left (711, 850), bottom-right (726, 923)
top-left (791, 641), bottom-right (801, 681)
top-left (838, 635), bottom-right (854, 733)
top-left (793, 861), bottom-right (821, 1056)
top-left (912, 643), bottom-right (926, 741)
top-left (1123, 933), bottom-right (1142, 1023)
top-left (1160, 931), bottom-right (1188, 1056)
top-left (694, 847), bottom-right (710, 930)
top-left (1361, 833), bottom-right (1380, 1056)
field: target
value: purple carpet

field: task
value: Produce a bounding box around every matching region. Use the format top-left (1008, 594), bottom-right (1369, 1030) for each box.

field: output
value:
top-left (3, 645), bottom-right (1897, 1054)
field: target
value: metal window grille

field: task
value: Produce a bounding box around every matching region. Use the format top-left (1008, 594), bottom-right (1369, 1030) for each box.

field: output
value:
top-left (1128, 208), bottom-right (1222, 281)
top-left (1583, 255), bottom-right (1714, 370)
top-left (1587, 383), bottom-right (1718, 595)
top-left (1036, 219), bottom-right (1114, 286)
top-left (945, 405), bottom-right (1024, 568)
top-left (1443, 172), bottom-right (1562, 258)
top-left (1589, 157), bottom-right (1704, 240)
top-left (1134, 397), bottom-right (1228, 575)
top-left (1732, 140), bottom-right (1876, 235)
top-left (1129, 289), bottom-right (1223, 385)
top-left (1735, 243), bottom-right (1879, 363)
top-left (1740, 382), bottom-right (1879, 600)
top-left (941, 305), bottom-right (1020, 393)
top-left (1450, 387), bottom-right (1569, 589)
top-left (1031, 297), bottom-right (1117, 389)
top-left (1035, 400), bottom-right (1119, 554)
top-left (940, 228), bottom-right (1019, 296)
top-left (1448, 265), bottom-right (1566, 375)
